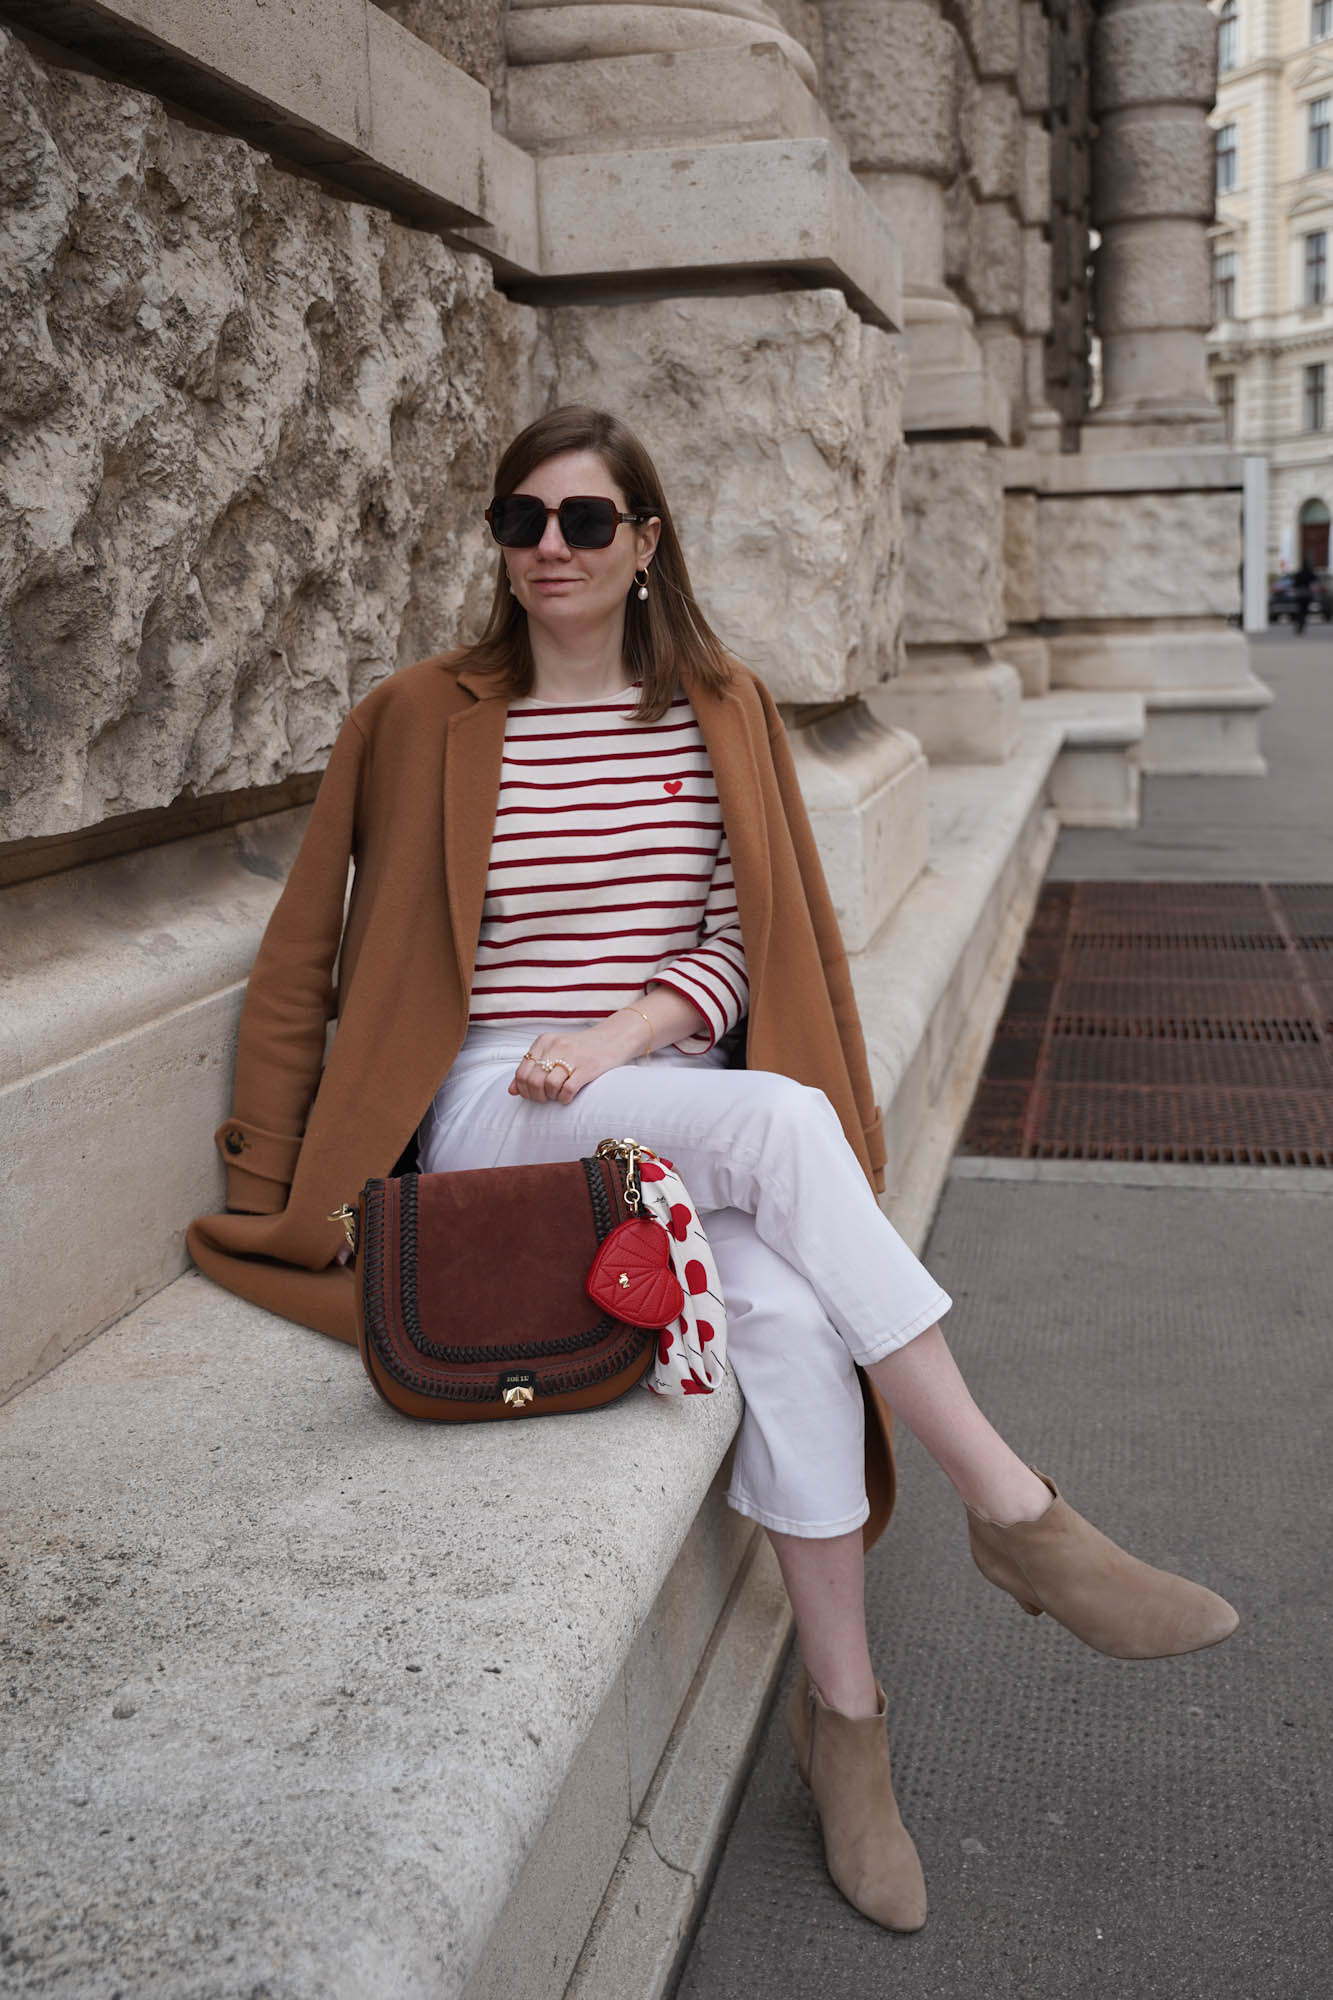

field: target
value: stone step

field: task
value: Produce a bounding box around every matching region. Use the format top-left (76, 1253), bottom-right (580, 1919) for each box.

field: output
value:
top-left (0, 1271), bottom-right (753, 1999)
top-left (1141, 679), bottom-right (1273, 776)
top-left (1038, 688), bottom-right (1145, 829)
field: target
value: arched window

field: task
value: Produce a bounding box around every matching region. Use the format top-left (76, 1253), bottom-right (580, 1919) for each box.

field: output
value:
top-left (1299, 496), bottom-right (1330, 565)
top-left (1219, 0), bottom-right (1238, 70)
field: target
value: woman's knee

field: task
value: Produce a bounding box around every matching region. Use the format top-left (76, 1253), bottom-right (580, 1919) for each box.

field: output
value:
top-left (741, 1070), bottom-right (841, 1149)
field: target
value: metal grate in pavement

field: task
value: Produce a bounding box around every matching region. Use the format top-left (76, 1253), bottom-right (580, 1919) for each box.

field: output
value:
top-left (1032, 1085), bottom-right (1333, 1166)
top-left (959, 882), bottom-right (1333, 1165)
top-left (1054, 977), bottom-right (1317, 1021)
top-left (1043, 1036), bottom-right (1331, 1090)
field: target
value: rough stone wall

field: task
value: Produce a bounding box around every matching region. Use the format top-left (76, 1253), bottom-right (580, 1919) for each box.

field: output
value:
top-left (538, 290), bottom-right (905, 703)
top-left (0, 27), bottom-right (536, 842)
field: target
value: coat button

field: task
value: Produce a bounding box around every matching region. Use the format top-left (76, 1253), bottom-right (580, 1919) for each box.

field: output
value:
top-left (223, 1128), bottom-right (245, 1156)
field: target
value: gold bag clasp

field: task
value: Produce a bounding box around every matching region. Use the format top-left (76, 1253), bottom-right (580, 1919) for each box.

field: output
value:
top-left (329, 1204), bottom-right (358, 1252)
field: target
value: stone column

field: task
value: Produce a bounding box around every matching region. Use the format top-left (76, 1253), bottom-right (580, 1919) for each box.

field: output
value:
top-left (821, 0), bottom-right (1021, 763)
top-left (1086, 0), bottom-right (1222, 444)
top-left (503, 0), bottom-right (821, 144)
top-left (1017, 0), bottom-right (1061, 451)
top-left (506, 0), bottom-right (817, 86)
top-left (1032, 0), bottom-right (1263, 776)
top-left (1044, 0), bottom-right (1096, 442)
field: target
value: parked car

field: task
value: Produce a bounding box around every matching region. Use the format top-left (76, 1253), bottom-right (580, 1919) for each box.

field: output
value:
top-left (1267, 571), bottom-right (1333, 623)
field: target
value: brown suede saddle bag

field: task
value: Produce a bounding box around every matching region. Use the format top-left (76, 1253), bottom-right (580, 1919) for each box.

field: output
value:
top-left (332, 1140), bottom-right (682, 1421)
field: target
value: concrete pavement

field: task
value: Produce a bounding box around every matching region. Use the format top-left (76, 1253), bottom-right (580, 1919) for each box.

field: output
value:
top-left (1053, 631), bottom-right (1332, 882)
top-left (672, 638), bottom-right (1333, 2000)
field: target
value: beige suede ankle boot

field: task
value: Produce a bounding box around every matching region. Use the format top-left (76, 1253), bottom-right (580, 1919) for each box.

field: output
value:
top-left (967, 1470), bottom-right (1239, 1659)
top-left (785, 1665), bottom-right (927, 1933)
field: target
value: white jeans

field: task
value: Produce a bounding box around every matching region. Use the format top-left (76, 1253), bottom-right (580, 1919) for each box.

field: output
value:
top-left (418, 1026), bottom-right (952, 1538)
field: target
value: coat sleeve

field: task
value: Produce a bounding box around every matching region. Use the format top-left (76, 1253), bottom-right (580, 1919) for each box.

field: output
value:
top-left (214, 714), bottom-right (368, 1213)
top-left (755, 680), bottom-right (889, 1192)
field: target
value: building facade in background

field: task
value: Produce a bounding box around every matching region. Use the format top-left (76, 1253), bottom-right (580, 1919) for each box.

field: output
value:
top-left (1210, 0), bottom-right (1333, 568)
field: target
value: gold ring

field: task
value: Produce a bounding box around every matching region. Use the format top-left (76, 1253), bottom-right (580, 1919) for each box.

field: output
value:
top-left (550, 1059), bottom-right (575, 1079)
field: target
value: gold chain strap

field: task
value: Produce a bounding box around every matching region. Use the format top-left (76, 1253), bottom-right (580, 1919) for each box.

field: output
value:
top-left (594, 1136), bottom-right (659, 1215)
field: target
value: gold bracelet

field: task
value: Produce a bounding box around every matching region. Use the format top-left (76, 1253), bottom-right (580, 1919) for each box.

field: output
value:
top-left (623, 1005), bottom-right (654, 1055)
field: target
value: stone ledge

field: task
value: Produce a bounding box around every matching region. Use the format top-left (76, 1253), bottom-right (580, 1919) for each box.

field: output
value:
top-left (530, 141), bottom-right (903, 329)
top-left (0, 811), bottom-right (309, 1402)
top-left (5, 0), bottom-right (495, 226)
top-left (1037, 690), bottom-right (1145, 829)
top-left (851, 715), bottom-right (1066, 1204)
top-left (1039, 687), bottom-right (1146, 748)
top-left (1141, 680), bottom-right (1273, 777)
top-left (0, 1273), bottom-right (748, 1999)
top-left (0, 809), bottom-right (308, 1089)
top-left (1005, 443), bottom-right (1246, 494)
top-left (1144, 681), bottom-right (1275, 713)
top-left (903, 362), bottom-right (1011, 441)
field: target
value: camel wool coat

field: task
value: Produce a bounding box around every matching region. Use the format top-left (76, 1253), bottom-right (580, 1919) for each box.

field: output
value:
top-left (188, 653), bottom-right (898, 1541)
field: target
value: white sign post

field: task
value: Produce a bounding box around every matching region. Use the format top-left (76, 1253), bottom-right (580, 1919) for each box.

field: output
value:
top-left (1242, 456), bottom-right (1268, 633)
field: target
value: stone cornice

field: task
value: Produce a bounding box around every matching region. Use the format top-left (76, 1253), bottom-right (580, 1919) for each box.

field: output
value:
top-left (3, 0), bottom-right (902, 320)
top-left (0, 0), bottom-right (495, 225)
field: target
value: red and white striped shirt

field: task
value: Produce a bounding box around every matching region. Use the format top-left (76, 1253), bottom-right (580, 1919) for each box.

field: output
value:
top-left (469, 691), bottom-right (749, 1052)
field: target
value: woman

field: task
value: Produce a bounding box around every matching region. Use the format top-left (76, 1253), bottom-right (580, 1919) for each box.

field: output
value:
top-left (190, 407), bottom-right (1237, 1934)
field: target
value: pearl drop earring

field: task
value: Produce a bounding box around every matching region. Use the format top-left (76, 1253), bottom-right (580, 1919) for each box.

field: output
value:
top-left (635, 568), bottom-right (650, 602)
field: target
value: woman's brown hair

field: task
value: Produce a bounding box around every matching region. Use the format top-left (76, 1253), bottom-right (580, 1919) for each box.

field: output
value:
top-left (459, 406), bottom-right (734, 722)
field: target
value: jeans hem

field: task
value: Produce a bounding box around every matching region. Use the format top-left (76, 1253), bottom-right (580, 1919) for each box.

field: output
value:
top-left (847, 1289), bottom-right (953, 1367)
top-left (725, 1488), bottom-right (872, 1540)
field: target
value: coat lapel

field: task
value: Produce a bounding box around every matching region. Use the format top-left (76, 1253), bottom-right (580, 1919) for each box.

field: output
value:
top-left (443, 676), bottom-right (509, 995)
top-left (691, 677), bottom-right (773, 979)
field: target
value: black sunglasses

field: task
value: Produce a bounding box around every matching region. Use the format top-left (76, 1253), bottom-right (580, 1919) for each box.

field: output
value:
top-left (485, 493), bottom-right (651, 550)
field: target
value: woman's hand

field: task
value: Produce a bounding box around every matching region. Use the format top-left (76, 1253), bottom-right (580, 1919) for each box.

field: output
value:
top-left (510, 1014), bottom-right (649, 1104)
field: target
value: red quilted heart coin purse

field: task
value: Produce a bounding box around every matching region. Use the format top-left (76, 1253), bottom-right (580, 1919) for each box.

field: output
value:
top-left (585, 1216), bottom-right (685, 1328)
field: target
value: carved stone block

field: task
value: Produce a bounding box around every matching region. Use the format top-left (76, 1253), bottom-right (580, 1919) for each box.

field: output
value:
top-left (966, 82), bottom-right (1022, 202)
top-left (1092, 0), bottom-right (1217, 115)
top-left (540, 288), bottom-right (905, 702)
top-left (1037, 491), bottom-right (1241, 620)
top-left (0, 28), bottom-right (536, 840)
top-left (819, 0), bottom-right (960, 178)
top-left (901, 440), bottom-right (1006, 646)
top-left (1092, 112), bottom-right (1214, 226)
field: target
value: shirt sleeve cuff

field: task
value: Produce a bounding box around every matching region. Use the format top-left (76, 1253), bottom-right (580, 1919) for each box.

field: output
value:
top-left (650, 963), bottom-right (744, 1053)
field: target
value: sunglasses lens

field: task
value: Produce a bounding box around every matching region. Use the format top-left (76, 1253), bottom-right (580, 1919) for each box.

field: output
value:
top-left (488, 495), bottom-right (546, 546)
top-left (559, 497), bottom-right (619, 548)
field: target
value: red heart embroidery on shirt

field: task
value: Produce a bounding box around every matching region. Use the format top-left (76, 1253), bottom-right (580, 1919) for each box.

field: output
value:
top-left (664, 779), bottom-right (682, 795)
